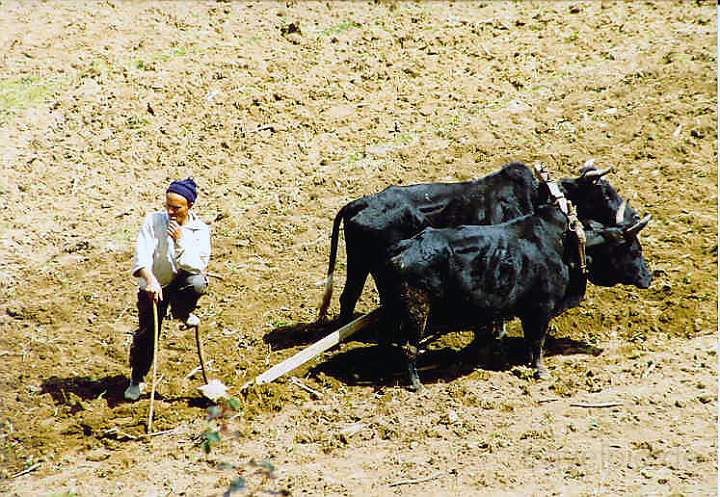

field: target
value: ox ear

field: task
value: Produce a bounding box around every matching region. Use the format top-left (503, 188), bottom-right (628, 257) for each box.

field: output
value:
top-left (585, 225), bottom-right (625, 247)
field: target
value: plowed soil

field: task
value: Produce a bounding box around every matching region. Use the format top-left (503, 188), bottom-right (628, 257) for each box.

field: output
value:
top-left (1, 1), bottom-right (716, 496)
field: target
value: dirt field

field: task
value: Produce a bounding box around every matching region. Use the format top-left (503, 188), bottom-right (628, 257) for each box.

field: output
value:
top-left (0, 1), bottom-right (717, 496)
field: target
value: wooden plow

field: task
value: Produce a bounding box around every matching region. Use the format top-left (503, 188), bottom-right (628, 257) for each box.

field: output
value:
top-left (244, 308), bottom-right (383, 388)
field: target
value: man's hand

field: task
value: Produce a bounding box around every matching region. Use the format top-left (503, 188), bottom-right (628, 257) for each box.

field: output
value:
top-left (145, 275), bottom-right (163, 302)
top-left (167, 219), bottom-right (183, 241)
top-left (133, 267), bottom-right (163, 302)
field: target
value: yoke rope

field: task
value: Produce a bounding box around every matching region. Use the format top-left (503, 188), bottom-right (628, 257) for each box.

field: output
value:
top-left (534, 164), bottom-right (587, 274)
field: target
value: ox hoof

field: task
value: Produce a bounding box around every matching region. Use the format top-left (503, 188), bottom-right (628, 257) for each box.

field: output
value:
top-left (407, 369), bottom-right (423, 392)
top-left (534, 367), bottom-right (552, 381)
top-left (408, 381), bottom-right (423, 392)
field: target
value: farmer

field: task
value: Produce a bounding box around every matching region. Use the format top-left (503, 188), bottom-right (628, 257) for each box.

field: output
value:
top-left (124, 178), bottom-right (211, 401)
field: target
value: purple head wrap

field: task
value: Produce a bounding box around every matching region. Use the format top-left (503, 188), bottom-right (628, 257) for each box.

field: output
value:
top-left (167, 178), bottom-right (197, 204)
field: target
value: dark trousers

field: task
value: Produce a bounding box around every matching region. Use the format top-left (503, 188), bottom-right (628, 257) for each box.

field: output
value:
top-left (129, 272), bottom-right (208, 383)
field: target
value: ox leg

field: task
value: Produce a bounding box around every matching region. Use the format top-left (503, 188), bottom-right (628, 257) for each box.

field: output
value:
top-left (338, 269), bottom-right (368, 323)
top-left (521, 316), bottom-right (551, 380)
top-left (403, 343), bottom-right (422, 392)
top-left (472, 321), bottom-right (508, 369)
top-left (471, 325), bottom-right (493, 344)
top-left (338, 249), bottom-right (369, 324)
top-left (399, 286), bottom-right (430, 392)
top-left (493, 320), bottom-right (509, 365)
top-left (472, 320), bottom-right (507, 343)
top-left (494, 320), bottom-right (508, 340)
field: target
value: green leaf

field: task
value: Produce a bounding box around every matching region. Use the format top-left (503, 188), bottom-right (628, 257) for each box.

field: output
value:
top-left (226, 396), bottom-right (242, 411)
top-left (258, 460), bottom-right (275, 475)
top-left (223, 477), bottom-right (246, 496)
top-left (207, 405), bottom-right (222, 419)
top-left (202, 429), bottom-right (222, 453)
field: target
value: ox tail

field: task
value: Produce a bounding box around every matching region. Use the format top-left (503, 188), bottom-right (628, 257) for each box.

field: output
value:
top-left (317, 204), bottom-right (346, 321)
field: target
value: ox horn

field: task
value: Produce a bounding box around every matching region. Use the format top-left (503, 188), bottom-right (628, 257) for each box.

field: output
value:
top-left (579, 166), bottom-right (613, 181)
top-left (623, 214), bottom-right (652, 237)
top-left (615, 200), bottom-right (627, 225)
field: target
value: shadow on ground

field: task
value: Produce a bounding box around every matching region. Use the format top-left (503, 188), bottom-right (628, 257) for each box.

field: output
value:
top-left (41, 374), bottom-right (129, 409)
top-left (263, 314), bottom-right (379, 350)
top-left (265, 316), bottom-right (603, 388)
top-left (40, 374), bottom-right (216, 410)
top-left (308, 332), bottom-right (603, 388)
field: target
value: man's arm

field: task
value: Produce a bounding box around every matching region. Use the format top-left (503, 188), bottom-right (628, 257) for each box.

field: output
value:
top-left (132, 214), bottom-right (163, 302)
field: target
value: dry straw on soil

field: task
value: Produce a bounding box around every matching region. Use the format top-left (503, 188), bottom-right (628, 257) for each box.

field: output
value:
top-left (0, 2), bottom-right (716, 496)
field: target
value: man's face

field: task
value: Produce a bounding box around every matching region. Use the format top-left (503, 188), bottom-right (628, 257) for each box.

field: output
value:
top-left (165, 192), bottom-right (191, 224)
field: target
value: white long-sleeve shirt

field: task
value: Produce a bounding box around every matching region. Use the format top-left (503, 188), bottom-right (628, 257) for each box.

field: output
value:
top-left (132, 211), bottom-right (211, 289)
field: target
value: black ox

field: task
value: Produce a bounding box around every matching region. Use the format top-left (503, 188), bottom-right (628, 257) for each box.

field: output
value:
top-left (380, 180), bottom-right (651, 390)
top-left (318, 162), bottom-right (651, 323)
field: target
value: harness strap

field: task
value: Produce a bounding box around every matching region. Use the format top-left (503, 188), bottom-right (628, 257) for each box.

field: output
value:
top-left (567, 203), bottom-right (587, 274)
top-left (533, 164), bottom-right (588, 274)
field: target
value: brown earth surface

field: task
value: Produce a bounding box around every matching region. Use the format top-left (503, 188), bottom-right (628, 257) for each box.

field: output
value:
top-left (0, 1), bottom-right (717, 496)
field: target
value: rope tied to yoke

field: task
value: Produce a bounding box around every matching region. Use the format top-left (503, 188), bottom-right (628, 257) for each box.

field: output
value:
top-left (533, 164), bottom-right (587, 274)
